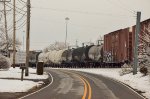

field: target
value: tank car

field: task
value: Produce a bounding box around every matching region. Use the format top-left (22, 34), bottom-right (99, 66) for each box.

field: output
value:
top-left (47, 49), bottom-right (70, 67)
top-left (88, 45), bottom-right (103, 62)
top-left (82, 45), bottom-right (103, 67)
top-left (71, 47), bottom-right (86, 68)
top-left (61, 49), bottom-right (73, 68)
top-left (41, 44), bottom-right (104, 68)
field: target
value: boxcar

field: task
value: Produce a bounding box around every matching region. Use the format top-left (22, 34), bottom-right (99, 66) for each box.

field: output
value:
top-left (104, 18), bottom-right (150, 64)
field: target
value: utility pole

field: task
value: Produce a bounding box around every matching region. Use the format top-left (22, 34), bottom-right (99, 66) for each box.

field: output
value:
top-left (0, 1), bottom-right (11, 57)
top-left (13, 0), bottom-right (16, 68)
top-left (25, 0), bottom-right (31, 76)
top-left (2, 0), bottom-right (9, 57)
top-left (133, 12), bottom-right (141, 75)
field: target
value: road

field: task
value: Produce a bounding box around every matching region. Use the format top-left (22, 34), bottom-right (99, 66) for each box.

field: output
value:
top-left (21, 68), bottom-right (144, 99)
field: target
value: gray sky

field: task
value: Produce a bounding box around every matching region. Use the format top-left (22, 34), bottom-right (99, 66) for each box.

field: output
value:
top-left (15, 0), bottom-right (150, 50)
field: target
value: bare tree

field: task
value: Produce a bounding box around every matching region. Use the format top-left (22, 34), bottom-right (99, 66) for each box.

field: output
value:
top-left (43, 41), bottom-right (69, 52)
top-left (0, 34), bottom-right (21, 50)
top-left (138, 21), bottom-right (150, 76)
top-left (0, 54), bottom-right (11, 70)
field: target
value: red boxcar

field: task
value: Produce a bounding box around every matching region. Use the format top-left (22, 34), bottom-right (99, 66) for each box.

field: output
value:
top-left (104, 28), bottom-right (131, 63)
top-left (103, 18), bottom-right (150, 64)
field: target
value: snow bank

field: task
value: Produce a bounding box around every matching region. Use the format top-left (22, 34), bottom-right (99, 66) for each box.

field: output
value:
top-left (0, 67), bottom-right (48, 92)
top-left (0, 79), bottom-right (42, 92)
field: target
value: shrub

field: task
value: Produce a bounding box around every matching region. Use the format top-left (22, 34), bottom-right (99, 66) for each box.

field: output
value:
top-left (119, 63), bottom-right (132, 76)
top-left (0, 54), bottom-right (11, 70)
top-left (140, 66), bottom-right (148, 76)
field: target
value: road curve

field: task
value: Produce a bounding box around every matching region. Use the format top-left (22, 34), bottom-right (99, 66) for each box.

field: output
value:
top-left (20, 68), bottom-right (144, 99)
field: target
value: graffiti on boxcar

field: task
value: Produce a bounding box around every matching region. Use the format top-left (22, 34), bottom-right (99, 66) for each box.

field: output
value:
top-left (104, 51), bottom-right (113, 63)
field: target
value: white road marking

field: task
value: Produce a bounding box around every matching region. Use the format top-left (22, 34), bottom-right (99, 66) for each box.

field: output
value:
top-left (19, 72), bottom-right (53, 99)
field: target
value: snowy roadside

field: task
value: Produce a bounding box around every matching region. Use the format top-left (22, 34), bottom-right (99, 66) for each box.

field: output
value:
top-left (0, 67), bottom-right (48, 92)
top-left (66, 68), bottom-right (150, 99)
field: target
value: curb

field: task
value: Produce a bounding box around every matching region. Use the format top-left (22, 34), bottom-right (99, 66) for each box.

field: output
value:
top-left (18, 72), bottom-right (53, 99)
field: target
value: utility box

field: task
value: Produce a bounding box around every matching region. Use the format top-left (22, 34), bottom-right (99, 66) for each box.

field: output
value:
top-left (36, 62), bottom-right (43, 75)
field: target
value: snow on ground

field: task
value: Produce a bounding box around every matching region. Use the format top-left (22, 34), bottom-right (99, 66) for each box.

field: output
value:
top-left (68, 68), bottom-right (150, 99)
top-left (0, 67), bottom-right (48, 92)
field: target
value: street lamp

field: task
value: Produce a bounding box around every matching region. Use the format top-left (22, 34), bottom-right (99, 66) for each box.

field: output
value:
top-left (65, 17), bottom-right (69, 47)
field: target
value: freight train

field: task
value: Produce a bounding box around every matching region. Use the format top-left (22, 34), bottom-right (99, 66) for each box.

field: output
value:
top-left (38, 44), bottom-right (108, 68)
top-left (39, 44), bottom-right (122, 68)
top-left (6, 18), bottom-right (149, 68)
top-left (38, 18), bottom-right (150, 68)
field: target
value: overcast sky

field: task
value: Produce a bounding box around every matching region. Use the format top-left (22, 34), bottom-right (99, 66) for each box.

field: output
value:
top-left (5, 0), bottom-right (150, 50)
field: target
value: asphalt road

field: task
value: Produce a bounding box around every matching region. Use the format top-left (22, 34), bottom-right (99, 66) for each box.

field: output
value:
top-left (20, 68), bottom-right (144, 99)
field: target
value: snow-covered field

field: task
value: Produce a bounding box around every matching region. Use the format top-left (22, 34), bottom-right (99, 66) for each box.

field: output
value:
top-left (0, 67), bottom-right (48, 92)
top-left (68, 68), bottom-right (150, 99)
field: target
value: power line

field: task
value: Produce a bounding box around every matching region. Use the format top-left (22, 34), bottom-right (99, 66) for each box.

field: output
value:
top-left (115, 0), bottom-right (136, 13)
top-left (105, 0), bottom-right (136, 15)
top-left (18, 0), bottom-right (26, 6)
top-left (1, 1), bottom-right (25, 13)
top-left (4, 1), bottom-right (26, 15)
top-left (5, 1), bottom-right (27, 31)
top-left (7, 19), bottom-right (26, 32)
top-left (32, 6), bottom-right (135, 17)
top-left (16, 20), bottom-right (26, 30)
top-left (19, 0), bottom-right (26, 4)
top-left (16, 12), bottom-right (26, 23)
top-left (7, 12), bottom-right (26, 31)
top-left (7, 2), bottom-right (26, 13)
top-left (6, 6), bottom-right (27, 29)
top-left (5, 3), bottom-right (25, 15)
top-left (6, 14), bottom-right (27, 32)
